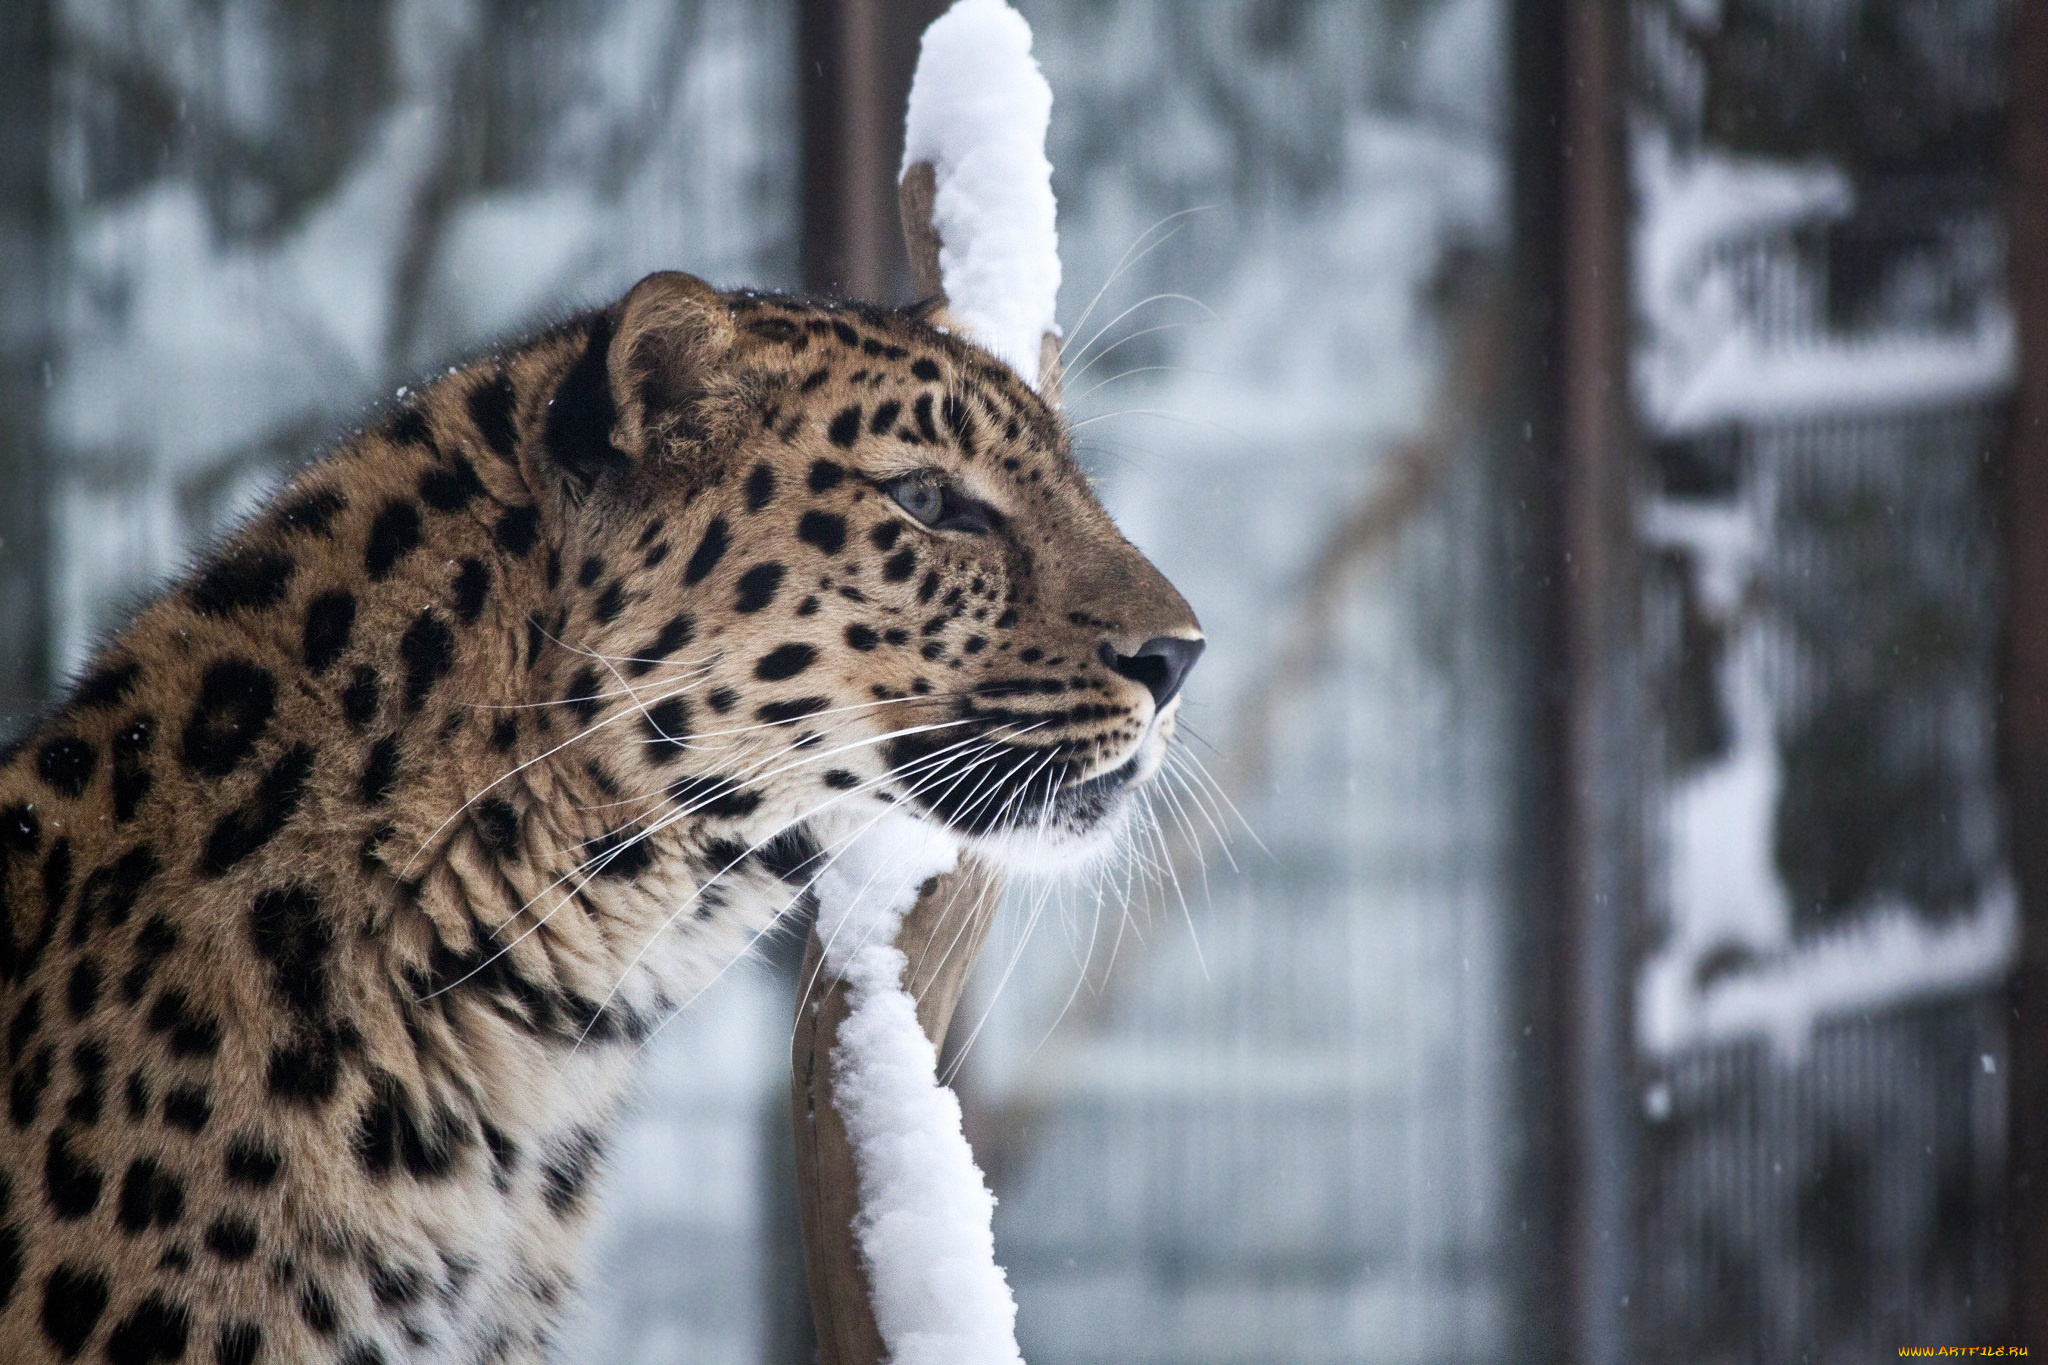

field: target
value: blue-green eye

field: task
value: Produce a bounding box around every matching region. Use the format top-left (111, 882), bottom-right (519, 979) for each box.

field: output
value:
top-left (885, 475), bottom-right (997, 534)
top-left (891, 477), bottom-right (946, 525)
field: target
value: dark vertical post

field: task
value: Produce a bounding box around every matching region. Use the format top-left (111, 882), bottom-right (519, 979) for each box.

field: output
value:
top-left (2002, 0), bottom-right (2048, 1342)
top-left (0, 0), bottom-right (53, 740)
top-left (798, 0), bottom-right (949, 301)
top-left (1513, 0), bottom-right (1638, 1359)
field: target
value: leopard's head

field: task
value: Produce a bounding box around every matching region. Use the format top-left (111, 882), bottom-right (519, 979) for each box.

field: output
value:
top-left (528, 271), bottom-right (1202, 873)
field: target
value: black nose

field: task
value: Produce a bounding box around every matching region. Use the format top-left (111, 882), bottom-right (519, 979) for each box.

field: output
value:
top-left (1102, 636), bottom-right (1206, 710)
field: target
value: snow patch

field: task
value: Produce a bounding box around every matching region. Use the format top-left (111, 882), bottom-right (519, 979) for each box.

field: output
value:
top-left (902, 0), bottom-right (1060, 384)
top-left (811, 813), bottom-right (1025, 1365)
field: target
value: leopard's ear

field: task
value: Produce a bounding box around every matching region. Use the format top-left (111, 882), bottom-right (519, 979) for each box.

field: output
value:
top-left (607, 271), bottom-right (737, 456)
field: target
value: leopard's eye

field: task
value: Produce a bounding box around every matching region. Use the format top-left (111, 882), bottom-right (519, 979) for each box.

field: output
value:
top-left (889, 476), bottom-right (946, 526)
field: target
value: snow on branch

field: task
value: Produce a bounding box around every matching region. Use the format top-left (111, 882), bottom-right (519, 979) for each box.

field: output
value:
top-left (812, 815), bottom-right (1024, 1365)
top-left (901, 0), bottom-right (1060, 386)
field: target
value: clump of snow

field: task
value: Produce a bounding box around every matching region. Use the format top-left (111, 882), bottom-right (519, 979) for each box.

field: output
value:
top-left (901, 0), bottom-right (1060, 384)
top-left (810, 813), bottom-right (1024, 1365)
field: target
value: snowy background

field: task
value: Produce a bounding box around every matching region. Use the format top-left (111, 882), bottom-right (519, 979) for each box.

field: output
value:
top-left (0, 0), bottom-right (2019, 1360)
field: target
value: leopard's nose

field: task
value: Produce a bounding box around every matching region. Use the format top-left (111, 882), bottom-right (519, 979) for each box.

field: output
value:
top-left (1101, 636), bottom-right (1206, 710)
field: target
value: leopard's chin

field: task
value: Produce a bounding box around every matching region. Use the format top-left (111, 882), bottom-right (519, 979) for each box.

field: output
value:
top-left (956, 697), bottom-right (1180, 878)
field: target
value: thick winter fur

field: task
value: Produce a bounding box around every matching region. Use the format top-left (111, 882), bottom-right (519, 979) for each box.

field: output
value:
top-left (0, 272), bottom-right (1200, 1363)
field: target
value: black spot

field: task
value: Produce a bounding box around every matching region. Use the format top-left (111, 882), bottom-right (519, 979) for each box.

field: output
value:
top-left (399, 612), bottom-right (455, 712)
top-left (40, 1262), bottom-right (110, 1357)
top-left (475, 799), bottom-right (521, 859)
top-left (352, 1074), bottom-right (464, 1180)
top-left (592, 581), bottom-right (626, 625)
top-left (147, 991), bottom-right (221, 1060)
top-left (870, 520), bottom-right (903, 551)
top-left (65, 960), bottom-right (100, 1020)
top-left (797, 511), bottom-right (847, 555)
top-left (299, 1281), bottom-right (339, 1335)
top-left (541, 1128), bottom-right (604, 1216)
top-left (301, 590), bottom-right (357, 676)
top-left (469, 371), bottom-right (519, 461)
top-left (124, 1071), bottom-right (147, 1120)
top-left (577, 555), bottom-right (605, 588)
top-left (826, 407), bottom-right (862, 448)
top-left (912, 357), bottom-right (941, 382)
top-left (745, 462), bottom-right (777, 511)
top-left (643, 540), bottom-right (670, 568)
top-left (544, 311), bottom-right (631, 486)
top-left (757, 697), bottom-right (829, 725)
top-left (44, 1129), bottom-right (102, 1220)
top-left (452, 558), bottom-right (490, 624)
top-left (882, 548), bottom-right (917, 582)
top-left (11, 1044), bottom-right (52, 1128)
top-left (913, 392), bottom-right (939, 441)
top-left (200, 744), bottom-right (315, 877)
top-left (266, 1025), bottom-right (350, 1105)
top-left (369, 1261), bottom-right (425, 1309)
top-left (204, 1217), bottom-right (258, 1263)
top-left (918, 571), bottom-right (941, 605)
top-left (831, 320), bottom-right (860, 347)
top-left (341, 666), bottom-right (381, 731)
top-left (590, 826), bottom-right (654, 880)
top-left (105, 1293), bottom-right (190, 1365)
top-left (754, 644), bottom-right (817, 681)
top-left (628, 613), bottom-right (696, 678)
top-left (357, 737), bottom-right (399, 807)
top-left (800, 366), bottom-right (831, 392)
top-left (276, 487), bottom-right (346, 536)
top-left (35, 737), bottom-right (95, 800)
top-left (884, 628), bottom-right (910, 646)
top-left (161, 1083), bottom-right (211, 1132)
top-left (181, 659), bottom-right (277, 779)
top-left (733, 563), bottom-right (785, 613)
top-left (69, 661), bottom-right (142, 712)
top-left (995, 608), bottom-right (1017, 629)
top-left (757, 826), bottom-right (824, 884)
top-left (64, 1042), bottom-right (106, 1125)
top-left (706, 687), bottom-right (739, 714)
top-left (809, 458), bottom-right (847, 491)
top-left (844, 624), bottom-right (879, 651)
top-left (493, 504), bottom-right (539, 556)
top-left (563, 665), bottom-right (603, 723)
top-left (0, 1224), bottom-right (18, 1311)
top-left (2, 804), bottom-right (39, 855)
top-left (363, 500), bottom-right (423, 580)
top-left (684, 517), bottom-right (729, 585)
top-left (823, 769), bottom-right (860, 790)
top-left (213, 1321), bottom-right (262, 1365)
top-left (224, 1135), bottom-right (282, 1188)
top-left (250, 884), bottom-right (330, 1018)
top-left (489, 716), bottom-right (518, 752)
top-left (189, 548), bottom-right (295, 619)
top-left (868, 399), bottom-right (902, 435)
top-left (110, 716), bottom-right (153, 823)
top-left (418, 457), bottom-right (483, 513)
top-left (119, 913), bottom-right (177, 1006)
top-left (641, 698), bottom-right (692, 757)
top-left (666, 774), bottom-right (761, 820)
top-left (385, 406), bottom-right (432, 449)
top-left (8, 993), bottom-right (39, 1062)
top-left (116, 1158), bottom-right (183, 1233)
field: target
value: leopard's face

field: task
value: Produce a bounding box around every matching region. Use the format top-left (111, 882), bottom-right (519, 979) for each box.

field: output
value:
top-left (554, 275), bottom-right (1203, 874)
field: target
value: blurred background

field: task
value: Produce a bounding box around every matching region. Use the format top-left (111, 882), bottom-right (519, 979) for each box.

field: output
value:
top-left (0, 0), bottom-right (2042, 1361)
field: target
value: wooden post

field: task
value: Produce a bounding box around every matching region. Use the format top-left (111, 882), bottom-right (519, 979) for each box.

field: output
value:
top-left (2002, 0), bottom-right (2048, 1340)
top-left (1512, 0), bottom-right (1640, 1359)
top-left (789, 857), bottom-right (1005, 1365)
top-left (0, 0), bottom-right (53, 741)
top-left (799, 0), bottom-right (950, 300)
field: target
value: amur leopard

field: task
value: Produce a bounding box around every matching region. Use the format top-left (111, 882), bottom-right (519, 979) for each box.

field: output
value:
top-left (0, 270), bottom-right (1202, 1363)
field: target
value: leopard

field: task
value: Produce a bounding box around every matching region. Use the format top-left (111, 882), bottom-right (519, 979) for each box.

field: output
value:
top-left (0, 269), bottom-right (1203, 1363)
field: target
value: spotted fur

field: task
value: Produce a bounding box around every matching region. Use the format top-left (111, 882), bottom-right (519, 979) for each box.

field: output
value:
top-left (0, 272), bottom-right (1200, 1362)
